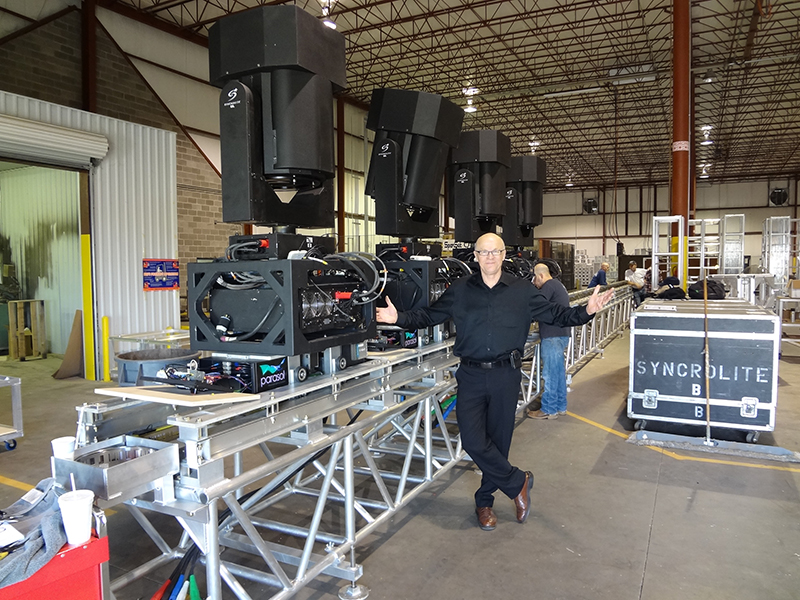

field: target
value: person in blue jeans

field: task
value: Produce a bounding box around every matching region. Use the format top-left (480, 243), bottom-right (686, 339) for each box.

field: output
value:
top-left (528, 262), bottom-right (571, 419)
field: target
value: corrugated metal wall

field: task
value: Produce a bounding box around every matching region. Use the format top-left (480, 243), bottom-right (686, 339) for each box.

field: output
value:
top-left (0, 91), bottom-right (178, 377)
top-left (0, 166), bottom-right (81, 354)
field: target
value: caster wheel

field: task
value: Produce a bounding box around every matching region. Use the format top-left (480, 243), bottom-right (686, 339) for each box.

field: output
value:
top-left (337, 356), bottom-right (348, 371)
top-left (443, 329), bottom-right (450, 339)
top-left (5, 440), bottom-right (17, 451)
top-left (634, 420), bottom-right (647, 431)
top-left (746, 431), bottom-right (760, 444)
top-left (296, 367), bottom-right (308, 383)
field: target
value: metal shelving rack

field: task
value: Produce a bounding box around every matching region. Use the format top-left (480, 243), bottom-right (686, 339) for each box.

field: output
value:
top-left (651, 215), bottom-right (685, 289)
top-left (762, 216), bottom-right (799, 293)
top-left (0, 375), bottom-right (23, 450)
top-left (720, 214), bottom-right (746, 274)
top-left (687, 218), bottom-right (721, 282)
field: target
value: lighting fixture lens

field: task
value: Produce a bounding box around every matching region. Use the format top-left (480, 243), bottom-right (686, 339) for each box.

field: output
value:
top-left (323, 18), bottom-right (337, 29)
top-left (700, 139), bottom-right (714, 146)
top-left (462, 87), bottom-right (480, 96)
top-left (566, 181), bottom-right (574, 187)
top-left (464, 98), bottom-right (477, 113)
top-left (700, 173), bottom-right (709, 178)
top-left (700, 125), bottom-right (713, 131)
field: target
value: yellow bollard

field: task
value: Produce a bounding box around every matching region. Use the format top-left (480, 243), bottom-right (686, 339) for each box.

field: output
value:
top-left (101, 316), bottom-right (111, 382)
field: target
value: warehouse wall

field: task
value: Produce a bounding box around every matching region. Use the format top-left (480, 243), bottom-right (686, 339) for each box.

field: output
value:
top-left (538, 177), bottom-right (799, 269)
top-left (0, 8), bottom-right (238, 310)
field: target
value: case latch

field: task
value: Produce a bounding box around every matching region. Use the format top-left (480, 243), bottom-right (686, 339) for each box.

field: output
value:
top-left (643, 389), bottom-right (658, 409)
top-left (740, 396), bottom-right (758, 418)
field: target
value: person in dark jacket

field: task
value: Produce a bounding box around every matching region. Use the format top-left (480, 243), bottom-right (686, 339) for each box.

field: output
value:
top-left (588, 262), bottom-right (609, 288)
top-left (528, 263), bottom-right (571, 419)
top-left (376, 233), bottom-right (614, 531)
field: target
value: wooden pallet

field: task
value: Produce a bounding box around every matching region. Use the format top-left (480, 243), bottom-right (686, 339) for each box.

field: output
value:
top-left (8, 299), bottom-right (47, 361)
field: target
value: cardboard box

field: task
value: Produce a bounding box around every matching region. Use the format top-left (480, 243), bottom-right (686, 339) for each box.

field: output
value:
top-left (790, 280), bottom-right (800, 298)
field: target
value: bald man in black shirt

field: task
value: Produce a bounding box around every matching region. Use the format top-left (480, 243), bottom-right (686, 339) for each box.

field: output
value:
top-left (377, 233), bottom-right (614, 530)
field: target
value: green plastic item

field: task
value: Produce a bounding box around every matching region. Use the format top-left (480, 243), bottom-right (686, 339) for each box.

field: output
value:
top-left (189, 575), bottom-right (202, 600)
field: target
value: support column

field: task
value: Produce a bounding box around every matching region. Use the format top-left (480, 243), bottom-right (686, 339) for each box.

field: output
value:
top-left (337, 97), bottom-right (346, 252)
top-left (671, 0), bottom-right (691, 285)
top-left (82, 0), bottom-right (97, 113)
top-left (671, 0), bottom-right (690, 233)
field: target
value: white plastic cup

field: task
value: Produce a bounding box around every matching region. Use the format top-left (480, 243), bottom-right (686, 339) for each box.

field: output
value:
top-left (51, 436), bottom-right (76, 460)
top-left (58, 489), bottom-right (94, 545)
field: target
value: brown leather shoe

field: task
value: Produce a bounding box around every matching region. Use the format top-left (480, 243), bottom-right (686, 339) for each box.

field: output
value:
top-left (514, 471), bottom-right (534, 523)
top-left (476, 506), bottom-right (497, 531)
top-left (528, 409), bottom-right (557, 419)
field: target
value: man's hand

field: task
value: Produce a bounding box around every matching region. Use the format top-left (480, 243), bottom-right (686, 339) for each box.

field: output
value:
top-left (587, 286), bottom-right (614, 315)
top-left (376, 296), bottom-right (398, 324)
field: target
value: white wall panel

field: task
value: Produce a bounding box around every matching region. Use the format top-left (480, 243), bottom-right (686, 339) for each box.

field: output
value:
top-left (187, 131), bottom-right (221, 174)
top-left (0, 166), bottom-right (81, 354)
top-left (0, 0), bottom-right (71, 38)
top-left (0, 91), bottom-right (178, 377)
top-left (131, 59), bottom-right (220, 134)
top-left (97, 7), bottom-right (210, 81)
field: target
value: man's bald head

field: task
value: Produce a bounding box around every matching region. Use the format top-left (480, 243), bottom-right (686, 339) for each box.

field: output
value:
top-left (533, 263), bottom-right (550, 277)
top-left (474, 232), bottom-right (504, 250)
top-left (533, 262), bottom-right (552, 288)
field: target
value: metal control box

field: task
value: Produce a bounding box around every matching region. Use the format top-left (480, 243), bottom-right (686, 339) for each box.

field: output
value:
top-left (628, 299), bottom-right (780, 436)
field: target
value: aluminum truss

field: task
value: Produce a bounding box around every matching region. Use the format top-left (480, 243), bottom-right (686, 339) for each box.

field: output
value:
top-left (56, 288), bottom-right (633, 600)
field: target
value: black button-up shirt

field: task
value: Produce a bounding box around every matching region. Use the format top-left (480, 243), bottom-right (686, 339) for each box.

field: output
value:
top-left (395, 272), bottom-right (592, 362)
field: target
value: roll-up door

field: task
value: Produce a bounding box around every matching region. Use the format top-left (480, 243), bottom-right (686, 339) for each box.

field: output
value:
top-left (0, 114), bottom-right (109, 168)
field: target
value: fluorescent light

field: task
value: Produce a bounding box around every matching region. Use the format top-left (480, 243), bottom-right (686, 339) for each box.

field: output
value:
top-left (609, 64), bottom-right (656, 85)
top-left (543, 87), bottom-right (602, 99)
top-left (611, 75), bottom-right (655, 85)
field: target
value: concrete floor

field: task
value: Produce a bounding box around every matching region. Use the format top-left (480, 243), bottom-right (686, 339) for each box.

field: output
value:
top-left (2, 332), bottom-right (800, 600)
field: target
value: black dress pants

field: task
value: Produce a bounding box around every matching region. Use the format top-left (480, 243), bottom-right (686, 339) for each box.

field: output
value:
top-left (455, 364), bottom-right (526, 507)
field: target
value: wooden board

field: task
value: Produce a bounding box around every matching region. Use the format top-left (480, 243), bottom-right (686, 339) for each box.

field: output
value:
top-left (95, 386), bottom-right (260, 407)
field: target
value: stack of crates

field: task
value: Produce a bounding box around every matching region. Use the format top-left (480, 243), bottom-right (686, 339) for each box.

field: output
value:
top-left (575, 250), bottom-right (593, 288)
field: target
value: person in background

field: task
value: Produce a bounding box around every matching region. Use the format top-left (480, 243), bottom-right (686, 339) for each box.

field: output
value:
top-left (588, 262), bottom-right (610, 288)
top-left (528, 263), bottom-right (571, 420)
top-left (625, 260), bottom-right (646, 306)
top-left (375, 233), bottom-right (615, 532)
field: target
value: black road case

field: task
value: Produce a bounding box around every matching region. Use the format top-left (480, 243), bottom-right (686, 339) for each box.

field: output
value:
top-left (627, 299), bottom-right (780, 440)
